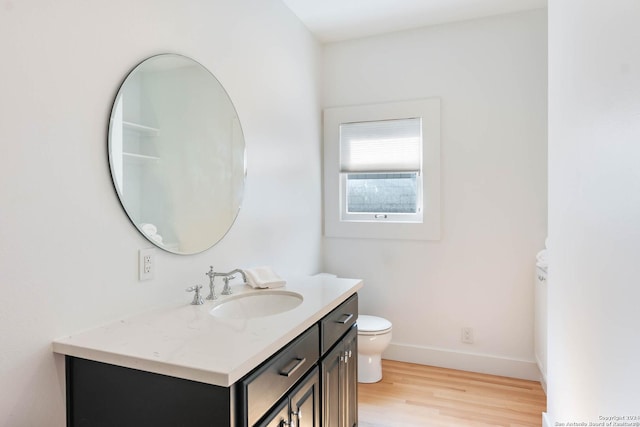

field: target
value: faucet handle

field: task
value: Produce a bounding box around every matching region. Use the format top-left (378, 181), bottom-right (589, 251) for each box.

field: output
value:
top-left (186, 285), bottom-right (204, 305)
top-left (221, 275), bottom-right (234, 295)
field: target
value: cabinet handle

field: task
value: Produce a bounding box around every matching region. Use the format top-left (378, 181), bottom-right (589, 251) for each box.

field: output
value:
top-left (335, 313), bottom-right (353, 324)
top-left (279, 357), bottom-right (306, 377)
top-left (344, 350), bottom-right (349, 364)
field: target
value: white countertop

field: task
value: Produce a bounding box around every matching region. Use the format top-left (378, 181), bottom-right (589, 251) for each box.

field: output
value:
top-left (53, 275), bottom-right (362, 387)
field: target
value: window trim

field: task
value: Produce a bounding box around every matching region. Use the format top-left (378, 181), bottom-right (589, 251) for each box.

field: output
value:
top-left (323, 98), bottom-right (441, 240)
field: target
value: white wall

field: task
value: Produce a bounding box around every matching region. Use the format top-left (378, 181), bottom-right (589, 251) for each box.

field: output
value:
top-left (322, 10), bottom-right (548, 379)
top-left (0, 1), bottom-right (321, 425)
top-left (548, 0), bottom-right (640, 421)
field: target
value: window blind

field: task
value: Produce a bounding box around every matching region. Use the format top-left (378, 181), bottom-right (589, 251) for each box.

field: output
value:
top-left (339, 118), bottom-right (422, 173)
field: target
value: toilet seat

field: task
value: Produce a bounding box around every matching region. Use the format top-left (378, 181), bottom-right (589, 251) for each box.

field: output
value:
top-left (358, 315), bottom-right (392, 336)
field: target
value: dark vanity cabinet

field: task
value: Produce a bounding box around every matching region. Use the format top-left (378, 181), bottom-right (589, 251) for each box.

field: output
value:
top-left (256, 367), bottom-right (320, 427)
top-left (245, 292), bottom-right (359, 427)
top-left (65, 293), bottom-right (358, 427)
top-left (240, 325), bottom-right (320, 427)
top-left (66, 356), bottom-right (236, 426)
top-left (321, 328), bottom-right (357, 427)
top-left (319, 294), bottom-right (358, 427)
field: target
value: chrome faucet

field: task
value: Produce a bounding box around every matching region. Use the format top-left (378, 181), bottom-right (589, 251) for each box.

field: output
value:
top-left (208, 268), bottom-right (247, 296)
top-left (205, 266), bottom-right (228, 300)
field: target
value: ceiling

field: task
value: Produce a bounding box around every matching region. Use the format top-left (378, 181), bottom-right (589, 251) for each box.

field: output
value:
top-left (281, 0), bottom-right (547, 43)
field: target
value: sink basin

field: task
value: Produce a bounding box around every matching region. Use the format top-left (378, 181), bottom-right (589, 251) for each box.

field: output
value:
top-left (209, 290), bottom-right (303, 319)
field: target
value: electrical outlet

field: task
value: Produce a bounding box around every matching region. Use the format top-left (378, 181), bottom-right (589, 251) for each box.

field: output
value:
top-left (461, 327), bottom-right (474, 344)
top-left (139, 248), bottom-right (155, 281)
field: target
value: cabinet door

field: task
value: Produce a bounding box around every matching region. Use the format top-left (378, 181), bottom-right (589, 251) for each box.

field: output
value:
top-left (320, 326), bottom-right (359, 427)
top-left (342, 328), bottom-right (358, 427)
top-left (291, 367), bottom-right (320, 427)
top-left (256, 399), bottom-right (290, 427)
top-left (321, 343), bottom-right (343, 427)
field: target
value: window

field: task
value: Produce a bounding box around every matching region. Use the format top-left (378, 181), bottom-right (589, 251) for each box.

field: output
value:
top-left (323, 99), bottom-right (440, 240)
top-left (340, 118), bottom-right (423, 223)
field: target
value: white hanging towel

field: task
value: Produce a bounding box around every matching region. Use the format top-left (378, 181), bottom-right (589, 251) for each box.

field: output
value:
top-left (244, 266), bottom-right (286, 289)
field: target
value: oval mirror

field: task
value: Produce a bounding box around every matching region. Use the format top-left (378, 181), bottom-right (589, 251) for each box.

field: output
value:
top-left (108, 54), bottom-right (246, 255)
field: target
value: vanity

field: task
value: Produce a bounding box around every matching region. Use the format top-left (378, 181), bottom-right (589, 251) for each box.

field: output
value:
top-left (62, 54), bottom-right (361, 426)
top-left (53, 275), bottom-right (362, 427)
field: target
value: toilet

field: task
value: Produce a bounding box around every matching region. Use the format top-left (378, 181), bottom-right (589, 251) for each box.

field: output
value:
top-left (357, 315), bottom-right (392, 383)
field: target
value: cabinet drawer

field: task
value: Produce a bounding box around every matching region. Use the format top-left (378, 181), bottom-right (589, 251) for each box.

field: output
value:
top-left (320, 293), bottom-right (358, 355)
top-left (240, 325), bottom-right (319, 427)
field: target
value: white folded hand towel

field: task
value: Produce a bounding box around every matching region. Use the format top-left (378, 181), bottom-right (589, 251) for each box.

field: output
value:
top-left (245, 266), bottom-right (286, 289)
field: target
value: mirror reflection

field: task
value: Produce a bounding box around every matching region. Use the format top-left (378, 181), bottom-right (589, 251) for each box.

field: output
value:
top-left (109, 54), bottom-right (245, 255)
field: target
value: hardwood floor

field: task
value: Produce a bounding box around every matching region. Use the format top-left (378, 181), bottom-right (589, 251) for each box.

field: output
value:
top-left (358, 360), bottom-right (546, 427)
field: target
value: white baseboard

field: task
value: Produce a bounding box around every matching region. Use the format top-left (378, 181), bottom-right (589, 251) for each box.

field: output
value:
top-left (535, 353), bottom-right (548, 394)
top-left (542, 412), bottom-right (551, 427)
top-left (383, 342), bottom-right (541, 381)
